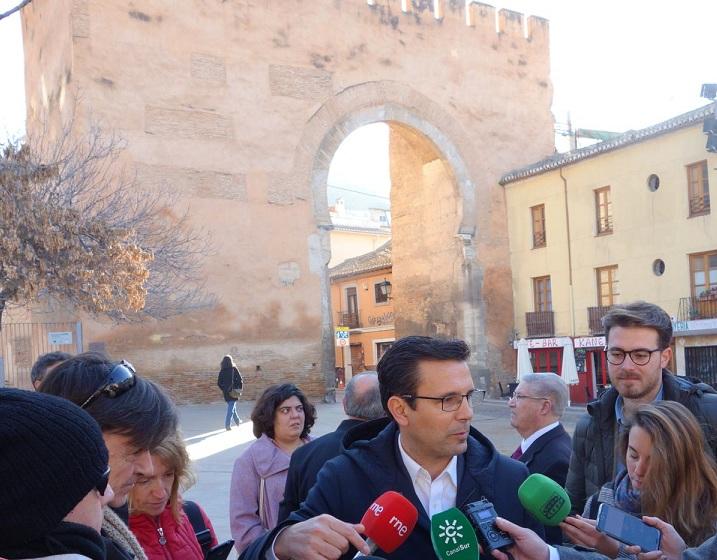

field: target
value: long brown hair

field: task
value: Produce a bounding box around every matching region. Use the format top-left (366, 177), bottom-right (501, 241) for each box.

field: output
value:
top-left (618, 401), bottom-right (717, 546)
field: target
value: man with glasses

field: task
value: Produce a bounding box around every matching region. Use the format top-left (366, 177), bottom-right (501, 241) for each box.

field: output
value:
top-left (0, 388), bottom-right (115, 559)
top-left (565, 301), bottom-right (717, 514)
top-left (240, 336), bottom-right (544, 560)
top-left (508, 373), bottom-right (571, 544)
top-left (39, 352), bottom-right (178, 560)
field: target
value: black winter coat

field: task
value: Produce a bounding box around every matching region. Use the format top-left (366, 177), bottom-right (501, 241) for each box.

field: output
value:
top-left (241, 418), bottom-right (544, 560)
top-left (565, 370), bottom-right (717, 514)
top-left (217, 366), bottom-right (243, 402)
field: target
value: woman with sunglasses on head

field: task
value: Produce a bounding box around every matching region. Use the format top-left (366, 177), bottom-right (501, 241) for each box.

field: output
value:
top-left (561, 401), bottom-right (717, 557)
top-left (230, 383), bottom-right (317, 554)
top-left (128, 433), bottom-right (218, 560)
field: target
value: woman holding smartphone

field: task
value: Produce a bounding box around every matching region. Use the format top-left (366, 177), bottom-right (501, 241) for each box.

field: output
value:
top-left (561, 401), bottom-right (717, 556)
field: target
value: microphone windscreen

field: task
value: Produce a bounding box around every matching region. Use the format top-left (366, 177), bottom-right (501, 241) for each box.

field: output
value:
top-left (360, 491), bottom-right (419, 553)
top-left (518, 473), bottom-right (571, 526)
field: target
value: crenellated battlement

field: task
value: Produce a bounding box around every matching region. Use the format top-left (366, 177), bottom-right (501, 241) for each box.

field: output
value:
top-left (365, 0), bottom-right (549, 44)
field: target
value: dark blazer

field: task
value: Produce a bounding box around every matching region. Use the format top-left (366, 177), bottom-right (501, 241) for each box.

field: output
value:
top-left (278, 418), bottom-right (364, 522)
top-left (240, 418), bottom-right (544, 560)
top-left (520, 423), bottom-right (572, 485)
top-left (519, 423), bottom-right (572, 544)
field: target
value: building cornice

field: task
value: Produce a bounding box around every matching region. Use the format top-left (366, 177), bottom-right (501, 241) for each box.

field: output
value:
top-left (500, 102), bottom-right (716, 185)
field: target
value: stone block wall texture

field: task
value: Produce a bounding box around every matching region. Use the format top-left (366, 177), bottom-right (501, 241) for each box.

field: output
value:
top-left (21, 0), bottom-right (554, 402)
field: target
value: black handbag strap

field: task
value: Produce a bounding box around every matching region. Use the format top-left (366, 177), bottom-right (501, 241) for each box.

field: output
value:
top-left (183, 500), bottom-right (212, 553)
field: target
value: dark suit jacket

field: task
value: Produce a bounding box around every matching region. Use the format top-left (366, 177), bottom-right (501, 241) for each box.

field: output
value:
top-left (277, 418), bottom-right (364, 522)
top-left (520, 423), bottom-right (572, 545)
top-left (242, 419), bottom-right (543, 560)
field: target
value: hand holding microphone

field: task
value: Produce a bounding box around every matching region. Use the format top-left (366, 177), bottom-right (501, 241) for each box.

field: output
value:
top-left (354, 491), bottom-right (419, 557)
top-left (517, 473), bottom-right (572, 526)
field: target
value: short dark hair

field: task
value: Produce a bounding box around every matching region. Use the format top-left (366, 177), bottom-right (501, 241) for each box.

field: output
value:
top-left (344, 371), bottom-right (384, 420)
top-left (250, 383), bottom-right (316, 439)
top-left (376, 336), bottom-right (471, 413)
top-left (38, 352), bottom-right (178, 450)
top-left (602, 301), bottom-right (673, 349)
top-left (30, 351), bottom-right (72, 384)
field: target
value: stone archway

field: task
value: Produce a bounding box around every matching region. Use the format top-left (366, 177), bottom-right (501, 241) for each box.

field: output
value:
top-left (292, 81), bottom-right (488, 392)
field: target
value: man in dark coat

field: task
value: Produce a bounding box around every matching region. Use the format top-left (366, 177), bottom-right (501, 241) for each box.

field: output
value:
top-left (508, 372), bottom-right (572, 544)
top-left (278, 371), bottom-right (385, 521)
top-left (240, 336), bottom-right (544, 560)
top-left (565, 301), bottom-right (717, 514)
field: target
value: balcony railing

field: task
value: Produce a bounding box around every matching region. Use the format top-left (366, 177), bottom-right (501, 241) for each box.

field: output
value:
top-left (526, 311), bottom-right (554, 338)
top-left (337, 311), bottom-right (360, 329)
top-left (678, 296), bottom-right (717, 321)
top-left (588, 306), bottom-right (613, 334)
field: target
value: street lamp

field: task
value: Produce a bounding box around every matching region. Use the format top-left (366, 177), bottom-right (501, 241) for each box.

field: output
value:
top-left (377, 279), bottom-right (392, 300)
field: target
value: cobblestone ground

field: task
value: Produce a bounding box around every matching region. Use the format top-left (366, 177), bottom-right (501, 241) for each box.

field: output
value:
top-left (180, 398), bottom-right (586, 555)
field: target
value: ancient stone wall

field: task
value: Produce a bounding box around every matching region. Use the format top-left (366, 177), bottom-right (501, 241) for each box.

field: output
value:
top-left (21, 0), bottom-right (554, 400)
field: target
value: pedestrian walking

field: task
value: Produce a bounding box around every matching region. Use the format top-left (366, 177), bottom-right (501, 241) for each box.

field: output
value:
top-left (217, 355), bottom-right (243, 431)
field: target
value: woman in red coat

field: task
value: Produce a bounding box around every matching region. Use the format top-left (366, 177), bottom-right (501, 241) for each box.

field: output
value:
top-left (129, 433), bottom-right (218, 559)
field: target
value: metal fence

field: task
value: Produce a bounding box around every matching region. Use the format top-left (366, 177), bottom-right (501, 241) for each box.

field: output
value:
top-left (0, 322), bottom-right (83, 389)
top-left (685, 345), bottom-right (717, 387)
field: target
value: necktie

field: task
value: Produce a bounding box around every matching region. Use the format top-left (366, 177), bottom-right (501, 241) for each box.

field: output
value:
top-left (511, 445), bottom-right (523, 460)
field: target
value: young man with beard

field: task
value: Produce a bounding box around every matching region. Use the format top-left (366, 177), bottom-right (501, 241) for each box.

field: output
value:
top-left (39, 353), bottom-right (178, 560)
top-left (565, 301), bottom-right (717, 514)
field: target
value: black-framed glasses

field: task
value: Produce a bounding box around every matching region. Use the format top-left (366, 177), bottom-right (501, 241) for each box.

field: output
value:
top-left (401, 389), bottom-right (486, 412)
top-left (80, 360), bottom-right (137, 409)
top-left (605, 347), bottom-right (662, 366)
top-left (96, 466), bottom-right (111, 496)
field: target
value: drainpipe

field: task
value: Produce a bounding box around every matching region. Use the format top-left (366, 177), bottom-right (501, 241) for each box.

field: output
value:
top-left (559, 166), bottom-right (576, 337)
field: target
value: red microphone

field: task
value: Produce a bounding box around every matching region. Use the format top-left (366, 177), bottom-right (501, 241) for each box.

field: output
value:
top-left (354, 491), bottom-right (418, 557)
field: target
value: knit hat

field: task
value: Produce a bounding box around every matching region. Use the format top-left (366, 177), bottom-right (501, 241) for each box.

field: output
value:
top-left (0, 388), bottom-right (109, 546)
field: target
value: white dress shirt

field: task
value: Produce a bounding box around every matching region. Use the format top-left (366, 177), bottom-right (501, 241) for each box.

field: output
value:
top-left (520, 421), bottom-right (560, 454)
top-left (397, 433), bottom-right (458, 516)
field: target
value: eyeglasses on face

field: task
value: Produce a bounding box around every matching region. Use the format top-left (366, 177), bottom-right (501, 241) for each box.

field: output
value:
top-left (509, 392), bottom-right (549, 403)
top-left (401, 389), bottom-right (486, 412)
top-left (605, 347), bottom-right (662, 366)
top-left (96, 465), bottom-right (111, 496)
top-left (80, 360), bottom-right (137, 409)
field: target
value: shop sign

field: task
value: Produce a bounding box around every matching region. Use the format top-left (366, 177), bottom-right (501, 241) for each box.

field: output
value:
top-left (574, 336), bottom-right (606, 348)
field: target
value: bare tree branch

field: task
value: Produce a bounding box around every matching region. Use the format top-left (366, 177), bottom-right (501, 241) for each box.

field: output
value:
top-left (0, 117), bottom-right (216, 329)
top-left (0, 0), bottom-right (33, 21)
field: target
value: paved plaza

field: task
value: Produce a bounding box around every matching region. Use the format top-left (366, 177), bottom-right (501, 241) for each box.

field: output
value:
top-left (181, 397), bottom-right (586, 555)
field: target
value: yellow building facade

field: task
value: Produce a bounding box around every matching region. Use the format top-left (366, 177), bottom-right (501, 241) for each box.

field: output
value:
top-left (330, 242), bottom-right (394, 386)
top-left (503, 104), bottom-right (717, 403)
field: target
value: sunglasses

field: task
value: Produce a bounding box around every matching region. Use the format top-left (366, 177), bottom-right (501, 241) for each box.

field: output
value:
top-left (80, 360), bottom-right (137, 409)
top-left (96, 465), bottom-right (111, 496)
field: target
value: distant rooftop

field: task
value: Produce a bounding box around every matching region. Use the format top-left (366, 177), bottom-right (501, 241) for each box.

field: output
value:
top-left (501, 102), bottom-right (716, 185)
top-left (329, 240), bottom-right (392, 280)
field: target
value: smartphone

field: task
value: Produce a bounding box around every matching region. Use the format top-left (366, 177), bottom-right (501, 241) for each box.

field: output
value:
top-left (204, 539), bottom-right (234, 560)
top-left (596, 503), bottom-right (661, 552)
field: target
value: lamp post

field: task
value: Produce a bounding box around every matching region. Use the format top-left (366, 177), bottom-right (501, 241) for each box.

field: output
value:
top-left (377, 279), bottom-right (392, 300)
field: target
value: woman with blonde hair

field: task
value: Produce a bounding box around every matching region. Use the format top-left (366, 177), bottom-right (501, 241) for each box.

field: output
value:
top-left (129, 433), bottom-right (218, 559)
top-left (562, 400), bottom-right (717, 556)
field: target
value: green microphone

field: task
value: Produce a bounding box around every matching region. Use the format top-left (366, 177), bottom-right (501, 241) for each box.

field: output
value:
top-left (517, 473), bottom-right (572, 526)
top-left (430, 508), bottom-right (479, 560)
